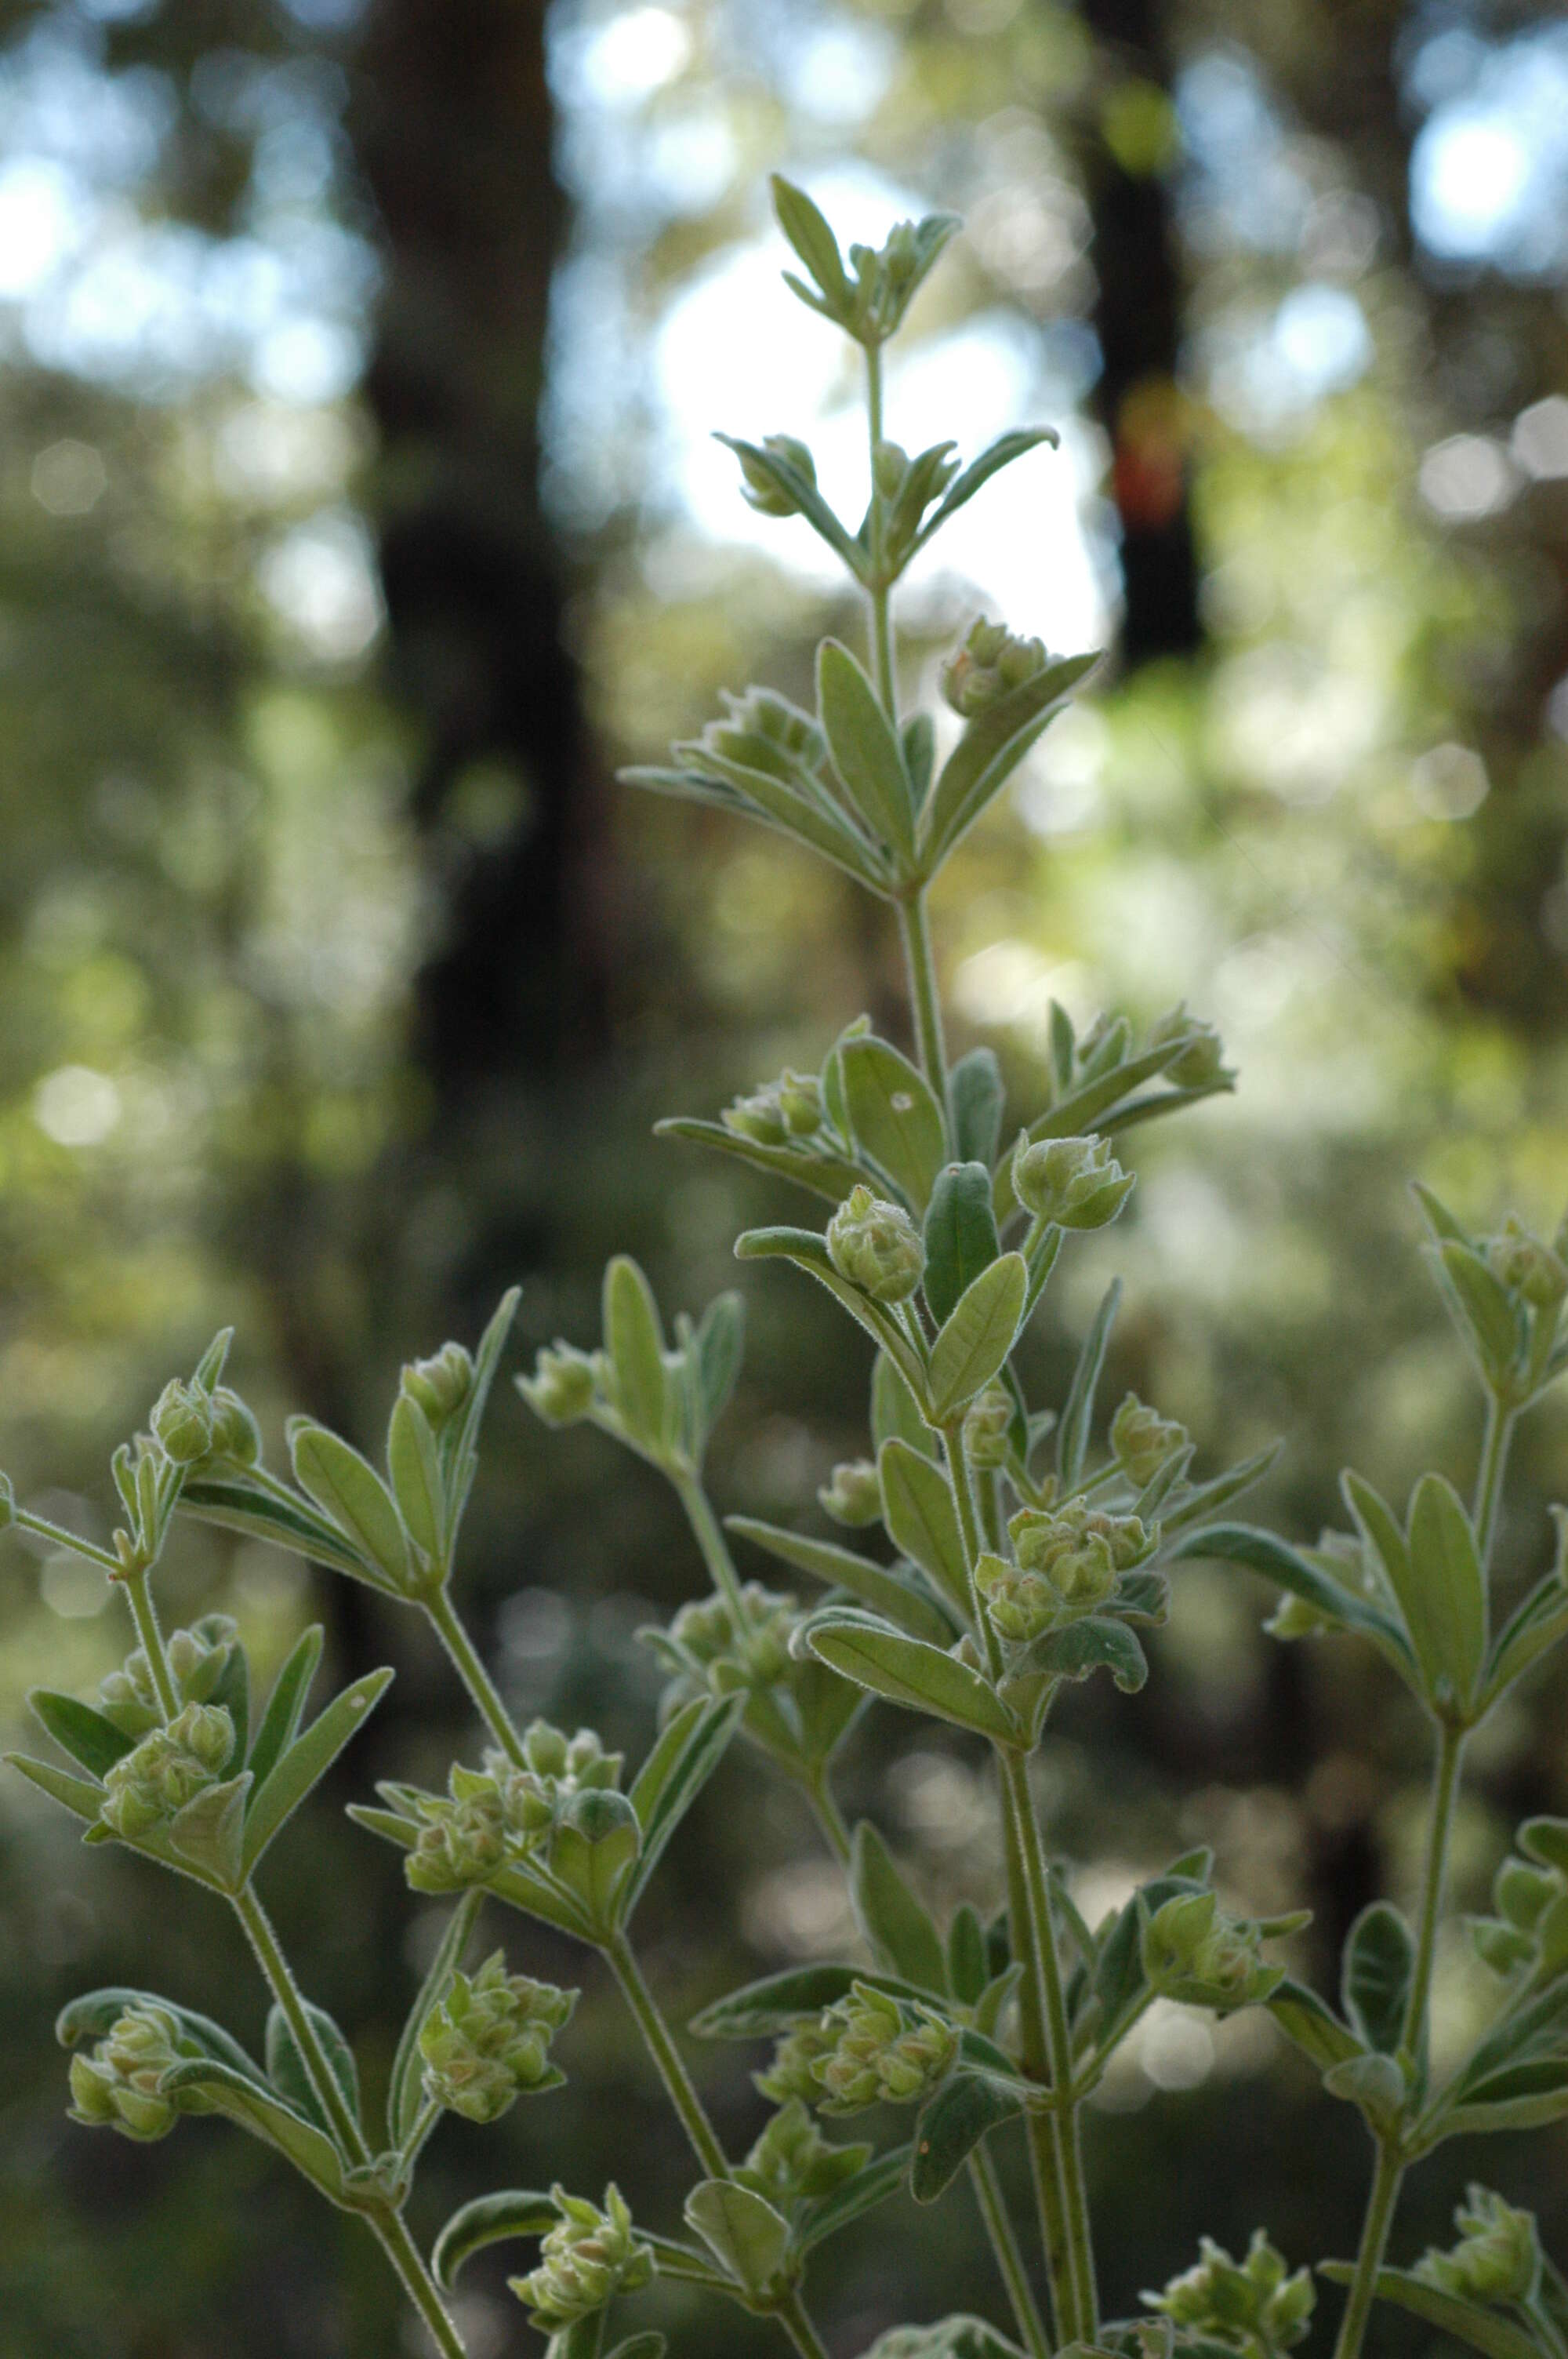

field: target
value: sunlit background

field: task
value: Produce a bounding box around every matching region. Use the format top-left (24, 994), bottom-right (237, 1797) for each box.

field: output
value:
top-left (2, 0), bottom-right (1568, 2352)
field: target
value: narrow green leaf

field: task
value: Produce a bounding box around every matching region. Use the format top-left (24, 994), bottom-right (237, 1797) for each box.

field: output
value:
top-left (241, 1668), bottom-right (395, 1875)
top-left (446, 1289), bottom-right (521, 1521)
top-left (725, 1515), bottom-right (958, 1645)
top-left (877, 1441), bottom-right (970, 1613)
top-left (872, 1349), bottom-right (940, 1459)
top-left (1167, 1522), bottom-right (1414, 1667)
top-left (1265, 1979), bottom-right (1365, 2071)
top-left (432, 2188), bottom-right (561, 2289)
top-left (1341, 1903), bottom-right (1414, 2055)
top-left (684, 2179), bottom-right (790, 2292)
top-left (799, 1609), bottom-right (1019, 1743)
top-left (690, 1963), bottom-right (930, 2040)
top-left (390, 1892), bottom-right (479, 2147)
top-left (913, 427), bottom-right (1060, 551)
top-left (927, 1254), bottom-right (1025, 1422)
top-left (6, 1752), bottom-right (103, 1823)
top-left (851, 1820), bottom-right (948, 1994)
top-left (903, 711), bottom-right (936, 808)
top-left (56, 1986), bottom-right (264, 2083)
top-left (818, 639), bottom-right (915, 858)
top-left (653, 1115), bottom-right (865, 1206)
top-left (245, 1625), bottom-right (324, 1801)
top-left (1057, 1279), bottom-right (1120, 1488)
top-left (1410, 1181), bottom-right (1472, 1245)
top-left (158, 2055), bottom-right (347, 2203)
top-left (1160, 1443), bottom-right (1281, 1534)
top-left (1484, 1565), bottom-right (1568, 1707)
top-left (735, 1227), bottom-right (927, 1399)
top-left (840, 1036), bottom-right (947, 1212)
top-left (1436, 1240), bottom-right (1523, 1384)
top-left (387, 1392), bottom-right (445, 1565)
top-left (770, 174), bottom-right (849, 304)
top-left (622, 1692), bottom-right (746, 1912)
top-left (694, 1292), bottom-right (746, 1438)
top-left (949, 1049), bottom-right (1004, 1169)
top-left (289, 1425), bottom-right (410, 1591)
top-left (604, 1256), bottom-right (668, 1452)
top-left (920, 654), bottom-right (1098, 871)
top-left (1406, 1471), bottom-right (1487, 1707)
top-left (266, 1998), bottom-right (362, 2143)
top-left (180, 1476), bottom-right (399, 1592)
top-left (678, 719), bottom-right (888, 881)
top-left (169, 1772), bottom-right (251, 1888)
top-left (924, 1163), bottom-right (1001, 1326)
top-left (1315, 2266), bottom-right (1544, 2359)
top-left (910, 2070), bottom-right (1022, 2203)
top-left (27, 1692), bottom-right (134, 1780)
top-left (796, 2143), bottom-right (913, 2250)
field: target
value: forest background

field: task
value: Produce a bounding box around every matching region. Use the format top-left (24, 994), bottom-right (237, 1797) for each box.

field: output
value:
top-left (2, 0), bottom-right (1567, 2353)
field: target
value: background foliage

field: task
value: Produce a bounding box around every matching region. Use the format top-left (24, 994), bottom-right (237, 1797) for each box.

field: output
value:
top-left (2, 0), bottom-right (1567, 2352)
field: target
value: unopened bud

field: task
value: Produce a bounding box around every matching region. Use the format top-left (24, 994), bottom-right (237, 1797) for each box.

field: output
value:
top-left (1012, 1134), bottom-right (1134, 1230)
top-left (67, 2005), bottom-right (183, 2142)
top-left (1417, 2186), bottom-right (1539, 2306)
top-left (734, 434), bottom-right (818, 518)
top-left (408, 1770), bottom-right (510, 1893)
top-left (1146, 2230), bottom-right (1314, 2353)
top-left (1142, 1890), bottom-right (1283, 2012)
top-left (827, 1186), bottom-right (924, 1303)
top-left (509, 2184), bottom-right (654, 2332)
top-left (520, 1346), bottom-right (597, 1426)
top-left (873, 439), bottom-right (909, 497)
top-left (724, 1069), bottom-right (823, 1146)
top-left (975, 1553), bottom-right (1063, 1644)
top-left (756, 2018), bottom-right (838, 2107)
top-left (1485, 1216), bottom-right (1568, 1310)
top-left (739, 2098), bottom-right (869, 2205)
top-left (963, 1385), bottom-right (1013, 1471)
top-left (419, 1951), bottom-right (576, 2124)
top-left (1149, 1003), bottom-right (1228, 1090)
top-left (811, 1981), bottom-right (956, 2114)
top-left (401, 1343), bottom-right (474, 1429)
top-left (1009, 1502), bottom-right (1150, 1606)
top-left (151, 1379), bottom-right (214, 1466)
top-left (940, 618), bottom-right (1048, 717)
top-left (1110, 1393), bottom-right (1187, 1487)
top-left (819, 1458), bottom-right (884, 1525)
top-left (100, 1703), bottom-right (234, 1841)
top-left (205, 1387), bottom-right (262, 1467)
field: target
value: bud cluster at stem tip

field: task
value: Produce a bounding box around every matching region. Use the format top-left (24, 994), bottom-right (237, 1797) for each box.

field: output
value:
top-left (419, 1951), bottom-right (576, 2123)
top-left (67, 2005), bottom-right (183, 2142)
top-left (939, 618), bottom-right (1051, 717)
top-left (99, 1703), bottom-right (234, 1841)
top-left (1012, 1133), bottom-right (1134, 1230)
top-left (1415, 2186), bottom-right (1541, 2305)
top-left (827, 1185), bottom-right (925, 1302)
top-left (407, 1721), bottom-right (623, 1893)
top-left (1145, 2229), bottom-right (1315, 2357)
top-left (509, 2184), bottom-right (653, 2332)
top-left (757, 1980), bottom-right (956, 2115)
top-left (977, 1502), bottom-right (1152, 1641)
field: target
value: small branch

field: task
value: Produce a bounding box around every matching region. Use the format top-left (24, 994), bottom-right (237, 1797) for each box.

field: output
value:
top-left (423, 1587), bottom-right (526, 1768)
top-left (970, 2138), bottom-right (1052, 2359)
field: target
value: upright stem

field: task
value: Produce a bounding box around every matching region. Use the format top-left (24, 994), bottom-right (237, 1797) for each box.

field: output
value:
top-left (372, 2203), bottom-right (471, 2359)
top-left (898, 892), bottom-right (950, 1114)
top-left (971, 2138), bottom-right (1052, 2359)
top-left (1332, 2138), bottom-right (1405, 2359)
top-left (806, 1772), bottom-right (853, 1866)
top-left (1472, 1395), bottom-right (1514, 1566)
top-left (122, 1568), bottom-right (180, 1721)
top-left (423, 1587), bottom-right (526, 1768)
top-left (1400, 1719), bottom-right (1465, 2073)
top-left (605, 1929), bottom-right (729, 2182)
top-left (672, 1470), bottom-right (750, 1624)
top-left (865, 340), bottom-right (896, 720)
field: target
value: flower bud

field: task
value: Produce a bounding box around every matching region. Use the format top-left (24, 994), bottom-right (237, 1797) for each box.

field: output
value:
top-left (811, 1981), bottom-right (957, 2114)
top-left (975, 1554), bottom-right (1063, 1645)
top-left (734, 434), bottom-right (818, 518)
top-left (724, 1069), bottom-right (823, 1146)
top-left (1149, 1002), bottom-right (1228, 1090)
top-left (756, 2019), bottom-right (838, 2107)
top-left (1147, 2230), bottom-right (1314, 2353)
top-left (1485, 1216), bottom-right (1568, 1310)
top-left (1142, 1891), bottom-right (1283, 2012)
top-left (1110, 1393), bottom-right (1188, 1487)
top-left (419, 1951), bottom-right (576, 2124)
top-left (100, 1703), bottom-right (234, 1841)
top-left (509, 2184), bottom-right (654, 2332)
top-left (940, 618), bottom-right (1048, 717)
top-left (873, 439), bottom-right (909, 498)
top-left (819, 1457), bottom-right (884, 1525)
top-left (401, 1342), bottom-right (474, 1429)
top-left (67, 2005), bottom-right (183, 2142)
top-left (408, 1770), bottom-right (510, 1893)
top-left (205, 1387), bottom-right (262, 1467)
top-left (150, 1379), bottom-right (214, 1466)
top-left (1416, 2186), bottom-right (1540, 2306)
top-left (963, 1384), bottom-right (1013, 1471)
top-left (520, 1345), bottom-right (598, 1426)
top-left (826, 1185), bottom-right (924, 1303)
top-left (1008, 1502), bottom-right (1151, 1615)
top-left (739, 2099), bottom-right (869, 2205)
top-left (1011, 1134), bottom-right (1134, 1230)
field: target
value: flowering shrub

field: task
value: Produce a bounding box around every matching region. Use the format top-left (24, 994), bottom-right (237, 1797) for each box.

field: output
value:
top-left (9, 178), bottom-right (1568, 2359)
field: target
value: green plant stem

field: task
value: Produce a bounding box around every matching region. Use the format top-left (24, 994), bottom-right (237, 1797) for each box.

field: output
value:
top-left (1401, 1717), bottom-right (1465, 2071)
top-left (672, 1469), bottom-right (750, 1623)
top-left (1472, 1394), bottom-right (1515, 1565)
top-left (422, 1586), bottom-right (526, 1768)
top-left (232, 1886), bottom-right (468, 2359)
top-left (1000, 1778), bottom-right (1077, 2348)
top-left (971, 2137), bottom-right (1052, 2359)
top-left (1332, 2136), bottom-right (1404, 2359)
top-left (776, 2289), bottom-right (833, 2359)
top-left (865, 340), bottom-right (896, 718)
top-left (122, 1568), bottom-right (180, 1720)
top-left (604, 1928), bottom-right (729, 2182)
top-left (898, 892), bottom-right (949, 1115)
top-left (15, 1508), bottom-right (122, 1574)
top-left (805, 1772), bottom-right (853, 1866)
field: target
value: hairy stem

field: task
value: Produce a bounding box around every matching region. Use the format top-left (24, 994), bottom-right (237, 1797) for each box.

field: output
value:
top-left (1401, 1718), bottom-right (1466, 2075)
top-left (1472, 1394), bottom-right (1515, 1566)
top-left (370, 2203), bottom-right (470, 2359)
top-left (605, 1928), bottom-right (730, 2182)
top-left (423, 1586), bottom-right (526, 1768)
top-left (806, 1772), bottom-right (853, 1866)
top-left (672, 1469), bottom-right (750, 1624)
top-left (898, 892), bottom-right (950, 1116)
top-left (776, 2288), bottom-right (833, 2359)
top-left (122, 1568), bottom-right (180, 1721)
top-left (865, 340), bottom-right (896, 718)
top-left (971, 2137), bottom-right (1052, 2359)
top-left (1332, 2137), bottom-right (1405, 2359)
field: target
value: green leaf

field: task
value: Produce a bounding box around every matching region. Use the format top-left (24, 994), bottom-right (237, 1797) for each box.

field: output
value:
top-left (626, 751), bottom-right (885, 886)
top-left (1166, 1522), bottom-right (1414, 1670)
top-left (622, 1692), bottom-right (746, 1913)
top-left (443, 1282), bottom-right (521, 1518)
top-left (206, 1637), bottom-right (249, 1777)
top-left (910, 2070), bottom-right (1022, 2203)
top-left (1411, 1181), bottom-right (1472, 1246)
top-left (949, 1049), bottom-right (1004, 1169)
top-left (27, 1692), bottom-right (135, 1780)
top-left (157, 2055), bottom-right (347, 2204)
top-left (877, 1441), bottom-right (970, 1614)
top-left (390, 1892), bottom-right (479, 2148)
top-left (604, 1256), bottom-right (669, 1452)
top-left (433, 2187), bottom-right (561, 2290)
top-left (903, 712), bottom-right (936, 808)
top-left (913, 427), bottom-right (1060, 551)
top-left (927, 1254), bottom-right (1025, 1422)
top-left (924, 1163), bottom-right (1001, 1326)
top-left (690, 1963), bottom-right (931, 2040)
top-left (920, 654), bottom-right (1099, 871)
top-left (265, 1999), bottom-right (362, 2143)
top-left (1436, 2059), bottom-right (1568, 2137)
top-left (1160, 1443), bottom-right (1281, 1534)
top-left (241, 1668), bottom-right (395, 1876)
top-left (712, 435), bottom-right (867, 581)
top-left (948, 1905), bottom-right (988, 2007)
top-left (387, 1392), bottom-right (445, 1565)
top-left (1001, 1617), bottom-right (1149, 1706)
top-left (289, 1425), bottom-right (411, 1592)
top-left (851, 1821), bottom-right (948, 1994)
top-left (771, 174), bottom-right (849, 306)
top-left (840, 1036), bottom-right (948, 1212)
top-left (245, 1625), bottom-right (324, 1801)
top-left (1436, 1240), bottom-right (1523, 1386)
top-left (56, 1986), bottom-right (264, 2084)
top-left (872, 1350), bottom-right (940, 1459)
top-left (1057, 1280), bottom-right (1120, 1488)
top-left (1316, 2266), bottom-right (1544, 2359)
top-left (653, 1115), bottom-right (865, 1207)
top-left (169, 1772), bottom-right (251, 1888)
top-left (818, 640), bottom-right (916, 858)
top-left (735, 1227), bottom-right (928, 1399)
top-left (182, 1474), bottom-right (401, 1591)
top-left (1265, 1979), bottom-right (1365, 2071)
top-left (694, 1292), bottom-right (746, 1438)
top-left (726, 1516), bottom-right (958, 1645)
top-left (684, 2179), bottom-right (790, 2292)
top-left (6, 1752), bottom-right (104, 1824)
top-left (799, 1608), bottom-right (1019, 1743)
top-left (1485, 1533), bottom-right (1568, 1705)
top-left (1341, 1903), bottom-right (1414, 2055)
top-left (796, 2142), bottom-right (913, 2251)
top-left (606, 2339), bottom-right (667, 2359)
top-left (1406, 1471), bottom-right (1487, 1708)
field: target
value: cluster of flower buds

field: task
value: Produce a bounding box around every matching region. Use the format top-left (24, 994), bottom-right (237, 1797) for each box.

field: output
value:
top-left (760, 1983), bottom-right (956, 2117)
top-left (519, 1343), bottom-right (601, 1427)
top-left (67, 2004), bottom-right (184, 2142)
top-left (1414, 2186), bottom-right (1541, 2306)
top-left (1483, 1215), bottom-right (1568, 1311)
top-left (940, 618), bottom-right (1051, 718)
top-left (827, 1186), bottom-right (925, 1303)
top-left (962, 1384), bottom-right (1013, 1472)
top-left (1141, 1891), bottom-right (1287, 2014)
top-left (731, 433), bottom-right (818, 518)
top-left (97, 1614), bottom-right (239, 1740)
top-left (649, 1583), bottom-right (799, 1703)
top-left (818, 1456), bottom-right (884, 1526)
top-left (737, 2097), bottom-right (871, 2207)
top-left (99, 1703), bottom-right (234, 1841)
top-left (977, 1503), bottom-right (1153, 1641)
top-left (724, 1067), bottom-right (826, 1148)
top-left (1147, 1001), bottom-right (1230, 1092)
top-left (1111, 1394), bottom-right (1189, 1488)
top-left (697, 684), bottom-right (829, 780)
top-left (1145, 2228), bottom-right (1315, 2355)
top-left (1468, 1816), bottom-right (1568, 1982)
top-left (418, 1951), bottom-right (576, 2124)
top-left (509, 2183), bottom-right (654, 2332)
top-left (401, 1341), bottom-right (474, 1430)
top-left (407, 1721), bottom-right (625, 1894)
top-left (147, 1379), bottom-right (261, 1470)
top-left (1012, 1134), bottom-right (1134, 1231)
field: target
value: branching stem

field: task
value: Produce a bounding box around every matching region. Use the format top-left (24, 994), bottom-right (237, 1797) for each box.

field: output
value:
top-left (423, 1586), bottom-right (527, 1768)
top-left (122, 1568), bottom-right (180, 1721)
top-left (672, 1469), bottom-right (750, 1624)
